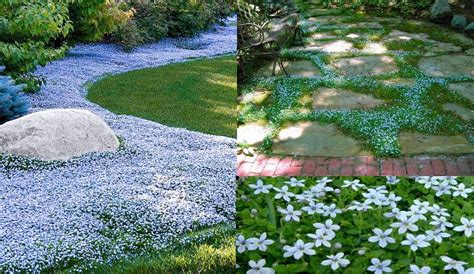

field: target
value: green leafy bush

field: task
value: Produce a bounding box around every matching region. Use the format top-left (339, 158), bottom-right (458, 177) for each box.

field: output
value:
top-left (0, 0), bottom-right (131, 91)
top-left (110, 0), bottom-right (233, 51)
top-left (0, 67), bottom-right (29, 124)
top-left (237, 176), bottom-right (474, 273)
top-left (317, 0), bottom-right (433, 15)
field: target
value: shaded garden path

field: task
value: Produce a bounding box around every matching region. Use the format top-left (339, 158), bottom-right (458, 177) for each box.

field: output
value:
top-left (237, 8), bottom-right (474, 176)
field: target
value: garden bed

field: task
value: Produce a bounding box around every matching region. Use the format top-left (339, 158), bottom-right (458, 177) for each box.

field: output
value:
top-left (0, 17), bottom-right (237, 272)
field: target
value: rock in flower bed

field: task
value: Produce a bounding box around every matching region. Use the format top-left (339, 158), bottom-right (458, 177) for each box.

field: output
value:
top-left (0, 17), bottom-right (236, 272)
top-left (237, 176), bottom-right (474, 273)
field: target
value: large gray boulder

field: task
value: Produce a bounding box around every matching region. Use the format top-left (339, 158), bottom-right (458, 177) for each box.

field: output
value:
top-left (430, 0), bottom-right (452, 21)
top-left (0, 109), bottom-right (119, 161)
top-left (451, 15), bottom-right (467, 29)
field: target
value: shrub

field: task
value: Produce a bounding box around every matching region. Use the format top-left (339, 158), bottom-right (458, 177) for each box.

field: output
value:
top-left (0, 68), bottom-right (29, 124)
top-left (317, 0), bottom-right (433, 15)
top-left (110, 0), bottom-right (233, 51)
top-left (0, 0), bottom-right (132, 91)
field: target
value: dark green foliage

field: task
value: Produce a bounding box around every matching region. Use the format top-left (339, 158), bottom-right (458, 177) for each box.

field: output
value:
top-left (0, 1), bottom-right (132, 91)
top-left (317, 0), bottom-right (434, 15)
top-left (110, 0), bottom-right (233, 51)
top-left (0, 68), bottom-right (29, 124)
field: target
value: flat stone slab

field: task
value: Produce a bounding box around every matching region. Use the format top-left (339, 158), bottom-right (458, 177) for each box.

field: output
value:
top-left (449, 82), bottom-right (474, 102)
top-left (443, 103), bottom-right (474, 121)
top-left (331, 56), bottom-right (398, 76)
top-left (313, 87), bottom-right (386, 109)
top-left (239, 89), bottom-right (271, 105)
top-left (382, 78), bottom-right (416, 86)
top-left (304, 40), bottom-right (356, 53)
top-left (384, 30), bottom-right (429, 41)
top-left (307, 16), bottom-right (345, 24)
top-left (425, 41), bottom-right (462, 53)
top-left (418, 55), bottom-right (474, 77)
top-left (399, 133), bottom-right (474, 154)
top-left (362, 43), bottom-right (388, 54)
top-left (273, 121), bottom-right (364, 157)
top-left (257, 60), bottom-right (321, 77)
top-left (309, 32), bottom-right (339, 40)
top-left (347, 22), bottom-right (384, 29)
top-left (237, 123), bottom-right (271, 146)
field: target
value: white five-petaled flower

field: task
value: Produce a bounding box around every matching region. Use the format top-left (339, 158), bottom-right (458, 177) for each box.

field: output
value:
top-left (368, 258), bottom-right (392, 274)
top-left (348, 200), bottom-right (373, 212)
top-left (384, 193), bottom-right (402, 208)
top-left (384, 207), bottom-right (402, 218)
top-left (273, 185), bottom-right (295, 202)
top-left (321, 252), bottom-right (350, 270)
top-left (307, 230), bottom-right (333, 247)
top-left (409, 264), bottom-right (431, 274)
top-left (453, 217), bottom-right (474, 237)
top-left (249, 180), bottom-right (273, 194)
top-left (342, 179), bottom-right (365, 191)
top-left (401, 234), bottom-right (430, 251)
top-left (441, 256), bottom-right (467, 272)
top-left (432, 181), bottom-right (451, 196)
top-left (283, 239), bottom-right (316, 260)
top-left (363, 189), bottom-right (385, 206)
top-left (247, 232), bottom-right (275, 252)
top-left (452, 183), bottom-right (472, 198)
top-left (236, 234), bottom-right (248, 253)
top-left (313, 219), bottom-right (340, 237)
top-left (441, 176), bottom-right (458, 185)
top-left (430, 216), bottom-right (453, 231)
top-left (425, 229), bottom-right (450, 243)
top-left (284, 178), bottom-right (305, 187)
top-left (368, 228), bottom-right (396, 248)
top-left (412, 200), bottom-right (430, 213)
top-left (301, 201), bottom-right (324, 215)
top-left (386, 176), bottom-right (400, 185)
top-left (317, 177), bottom-right (333, 184)
top-left (391, 213), bottom-right (419, 234)
top-left (278, 204), bottom-right (302, 222)
top-left (428, 204), bottom-right (450, 217)
top-left (323, 204), bottom-right (342, 218)
top-left (416, 177), bottom-right (438, 189)
top-left (408, 205), bottom-right (428, 221)
top-left (247, 259), bottom-right (274, 274)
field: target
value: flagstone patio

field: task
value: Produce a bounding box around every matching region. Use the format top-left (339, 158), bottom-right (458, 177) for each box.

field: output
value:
top-left (238, 6), bottom-right (474, 176)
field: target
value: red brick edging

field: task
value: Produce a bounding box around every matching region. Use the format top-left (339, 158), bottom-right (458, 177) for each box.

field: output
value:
top-left (237, 154), bottom-right (474, 176)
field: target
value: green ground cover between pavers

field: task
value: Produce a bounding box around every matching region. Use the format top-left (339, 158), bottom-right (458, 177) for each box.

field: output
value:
top-left (238, 14), bottom-right (474, 158)
top-left (88, 55), bottom-right (237, 138)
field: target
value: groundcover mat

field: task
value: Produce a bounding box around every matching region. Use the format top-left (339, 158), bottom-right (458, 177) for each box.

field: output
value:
top-left (238, 15), bottom-right (474, 157)
top-left (0, 18), bottom-right (236, 272)
top-left (237, 177), bottom-right (473, 273)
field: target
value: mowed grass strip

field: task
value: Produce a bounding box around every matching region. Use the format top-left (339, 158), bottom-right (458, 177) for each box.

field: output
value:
top-left (87, 55), bottom-right (236, 137)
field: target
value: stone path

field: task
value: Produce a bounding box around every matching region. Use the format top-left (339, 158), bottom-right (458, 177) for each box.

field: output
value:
top-left (238, 7), bottom-right (474, 175)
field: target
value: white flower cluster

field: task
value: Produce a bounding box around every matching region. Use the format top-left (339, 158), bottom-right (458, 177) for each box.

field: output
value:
top-left (238, 177), bottom-right (474, 274)
top-left (0, 18), bottom-right (236, 272)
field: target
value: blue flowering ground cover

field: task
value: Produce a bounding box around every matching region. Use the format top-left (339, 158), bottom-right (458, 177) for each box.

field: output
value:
top-left (237, 176), bottom-right (474, 273)
top-left (238, 15), bottom-right (474, 157)
top-left (0, 17), bottom-right (237, 272)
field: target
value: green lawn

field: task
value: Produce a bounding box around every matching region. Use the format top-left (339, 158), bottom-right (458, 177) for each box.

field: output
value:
top-left (87, 55), bottom-right (236, 137)
top-left (55, 225), bottom-right (235, 274)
